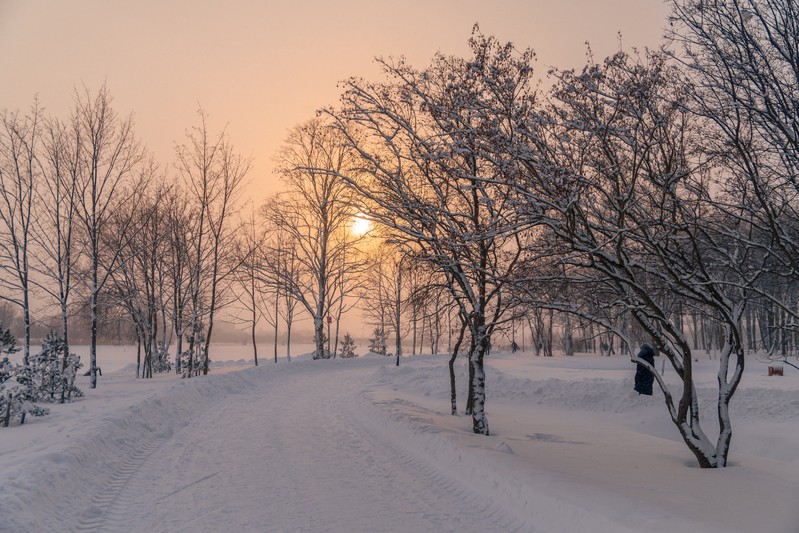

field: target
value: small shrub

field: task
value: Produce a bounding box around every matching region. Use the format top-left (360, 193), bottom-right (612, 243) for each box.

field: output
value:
top-left (340, 333), bottom-right (358, 358)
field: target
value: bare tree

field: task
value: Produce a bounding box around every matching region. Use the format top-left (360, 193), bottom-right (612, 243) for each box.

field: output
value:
top-left (669, 0), bottom-right (799, 347)
top-left (35, 114), bottom-right (83, 397)
top-left (71, 86), bottom-right (144, 388)
top-left (268, 220), bottom-right (303, 362)
top-left (328, 30), bottom-right (533, 435)
top-left (0, 102), bottom-right (42, 365)
top-left (108, 170), bottom-right (170, 378)
top-left (175, 109), bottom-right (249, 376)
top-left (269, 119), bottom-right (365, 360)
top-left (359, 241), bottom-right (416, 364)
top-left (514, 50), bottom-right (760, 467)
top-left (231, 207), bottom-right (270, 366)
top-left (162, 186), bottom-right (195, 373)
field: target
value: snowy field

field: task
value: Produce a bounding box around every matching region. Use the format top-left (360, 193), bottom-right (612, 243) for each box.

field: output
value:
top-left (57, 342), bottom-right (319, 374)
top-left (1, 347), bottom-right (798, 532)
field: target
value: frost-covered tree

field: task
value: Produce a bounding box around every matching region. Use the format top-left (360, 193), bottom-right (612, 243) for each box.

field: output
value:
top-left (513, 50), bottom-right (759, 468)
top-left (0, 322), bottom-right (19, 380)
top-left (368, 326), bottom-right (387, 356)
top-left (0, 328), bottom-right (71, 427)
top-left (328, 30), bottom-right (533, 435)
top-left (669, 0), bottom-right (799, 347)
top-left (35, 114), bottom-right (82, 388)
top-left (29, 331), bottom-right (83, 403)
top-left (163, 188), bottom-right (194, 373)
top-left (108, 173), bottom-right (171, 378)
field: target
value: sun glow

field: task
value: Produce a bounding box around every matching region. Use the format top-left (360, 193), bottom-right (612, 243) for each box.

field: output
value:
top-left (352, 215), bottom-right (371, 236)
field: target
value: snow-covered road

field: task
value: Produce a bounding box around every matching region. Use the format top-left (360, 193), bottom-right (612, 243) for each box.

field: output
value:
top-left (70, 362), bottom-right (515, 532)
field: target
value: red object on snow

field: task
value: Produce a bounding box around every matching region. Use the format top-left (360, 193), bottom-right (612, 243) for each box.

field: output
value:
top-left (768, 366), bottom-right (784, 376)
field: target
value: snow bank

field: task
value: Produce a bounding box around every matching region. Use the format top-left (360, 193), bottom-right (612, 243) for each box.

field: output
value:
top-left (1, 363), bottom-right (288, 531)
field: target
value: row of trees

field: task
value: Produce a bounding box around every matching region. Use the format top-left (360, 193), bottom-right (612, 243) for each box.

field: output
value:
top-left (0, 88), bottom-right (250, 387)
top-left (273, 0), bottom-right (798, 469)
top-left (0, 89), bottom-right (407, 388)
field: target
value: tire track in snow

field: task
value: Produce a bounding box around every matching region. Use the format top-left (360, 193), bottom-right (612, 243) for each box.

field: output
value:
top-left (74, 430), bottom-right (169, 532)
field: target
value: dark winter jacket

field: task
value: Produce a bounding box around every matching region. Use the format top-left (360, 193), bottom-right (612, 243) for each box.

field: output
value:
top-left (633, 344), bottom-right (656, 396)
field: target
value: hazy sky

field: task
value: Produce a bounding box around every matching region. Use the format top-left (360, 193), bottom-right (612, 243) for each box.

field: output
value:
top-left (0, 1), bottom-right (669, 204)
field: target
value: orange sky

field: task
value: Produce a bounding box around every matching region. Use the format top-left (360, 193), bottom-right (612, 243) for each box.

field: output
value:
top-left (0, 0), bottom-right (669, 205)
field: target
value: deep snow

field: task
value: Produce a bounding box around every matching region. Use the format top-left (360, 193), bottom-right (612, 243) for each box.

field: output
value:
top-left (1, 347), bottom-right (798, 532)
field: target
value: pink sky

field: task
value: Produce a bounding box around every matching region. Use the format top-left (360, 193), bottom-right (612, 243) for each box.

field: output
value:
top-left (0, 0), bottom-right (669, 203)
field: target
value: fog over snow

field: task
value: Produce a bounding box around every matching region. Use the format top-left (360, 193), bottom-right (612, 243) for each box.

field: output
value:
top-left (2, 347), bottom-right (797, 532)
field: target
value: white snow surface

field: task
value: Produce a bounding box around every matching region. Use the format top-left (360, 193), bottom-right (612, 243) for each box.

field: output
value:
top-left (1, 349), bottom-right (798, 532)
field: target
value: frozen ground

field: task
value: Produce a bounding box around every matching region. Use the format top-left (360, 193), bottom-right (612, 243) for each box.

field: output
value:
top-left (1, 347), bottom-right (798, 532)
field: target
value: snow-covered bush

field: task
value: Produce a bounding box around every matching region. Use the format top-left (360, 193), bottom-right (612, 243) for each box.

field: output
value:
top-left (0, 322), bottom-right (18, 387)
top-left (28, 331), bottom-right (83, 403)
top-left (179, 333), bottom-right (207, 377)
top-left (152, 342), bottom-right (172, 374)
top-left (179, 347), bottom-right (205, 377)
top-left (369, 327), bottom-right (387, 356)
top-left (313, 332), bottom-right (332, 359)
top-left (1, 326), bottom-right (52, 427)
top-left (340, 334), bottom-right (358, 358)
top-left (0, 324), bottom-right (17, 361)
top-left (1, 331), bottom-right (83, 426)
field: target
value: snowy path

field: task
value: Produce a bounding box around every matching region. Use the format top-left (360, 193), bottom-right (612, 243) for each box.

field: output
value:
top-left (69, 362), bottom-right (514, 533)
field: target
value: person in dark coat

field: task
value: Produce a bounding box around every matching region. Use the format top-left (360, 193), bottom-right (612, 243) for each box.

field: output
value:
top-left (633, 343), bottom-right (656, 395)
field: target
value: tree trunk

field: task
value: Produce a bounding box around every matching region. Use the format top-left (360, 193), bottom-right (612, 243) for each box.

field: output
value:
top-left (59, 296), bottom-right (70, 404)
top-left (469, 331), bottom-right (489, 435)
top-left (412, 312), bottom-right (417, 355)
top-left (465, 336), bottom-right (475, 415)
top-left (563, 312), bottom-right (574, 356)
top-left (449, 321), bottom-right (466, 415)
top-left (90, 284), bottom-right (98, 389)
top-left (286, 317), bottom-right (292, 362)
top-left (23, 293), bottom-right (30, 367)
top-left (251, 313), bottom-right (258, 367)
top-left (274, 291), bottom-right (279, 363)
top-left (136, 329), bottom-right (142, 378)
top-left (314, 315), bottom-right (325, 359)
top-left (395, 269), bottom-right (402, 366)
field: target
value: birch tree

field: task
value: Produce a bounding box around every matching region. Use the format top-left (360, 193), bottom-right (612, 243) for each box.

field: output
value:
top-left (108, 173), bottom-right (170, 378)
top-left (0, 103), bottom-right (42, 365)
top-left (163, 187), bottom-right (194, 373)
top-left (176, 109), bottom-right (249, 376)
top-left (35, 115), bottom-right (83, 394)
top-left (73, 85), bottom-right (144, 389)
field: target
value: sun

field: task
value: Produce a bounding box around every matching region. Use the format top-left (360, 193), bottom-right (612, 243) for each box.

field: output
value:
top-left (351, 214), bottom-right (371, 236)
